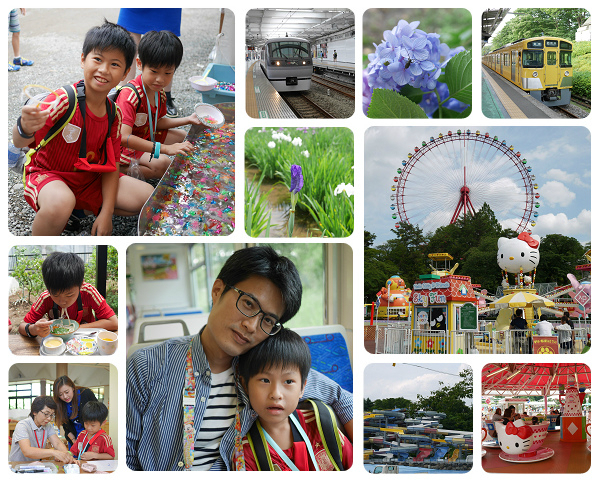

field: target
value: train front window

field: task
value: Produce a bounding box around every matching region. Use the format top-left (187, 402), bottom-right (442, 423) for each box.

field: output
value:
top-left (560, 51), bottom-right (572, 67)
top-left (522, 50), bottom-right (543, 68)
top-left (545, 40), bottom-right (559, 48)
top-left (547, 51), bottom-right (557, 66)
top-left (268, 42), bottom-right (311, 59)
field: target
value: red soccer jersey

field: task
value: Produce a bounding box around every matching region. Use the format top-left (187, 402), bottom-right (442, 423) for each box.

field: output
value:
top-left (116, 74), bottom-right (167, 162)
top-left (242, 409), bottom-right (353, 471)
top-left (25, 81), bottom-right (122, 180)
top-left (24, 282), bottom-right (115, 325)
top-left (70, 429), bottom-right (115, 458)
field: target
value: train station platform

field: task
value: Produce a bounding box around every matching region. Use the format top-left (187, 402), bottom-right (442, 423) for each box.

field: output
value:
top-left (246, 60), bottom-right (296, 119)
top-left (312, 58), bottom-right (355, 78)
top-left (482, 66), bottom-right (556, 119)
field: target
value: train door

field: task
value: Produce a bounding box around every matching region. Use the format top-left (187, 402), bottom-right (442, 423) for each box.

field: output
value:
top-left (546, 49), bottom-right (559, 86)
top-left (511, 50), bottom-right (517, 82)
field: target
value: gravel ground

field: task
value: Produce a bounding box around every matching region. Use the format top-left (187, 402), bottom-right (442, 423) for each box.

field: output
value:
top-left (7, 8), bottom-right (233, 236)
top-left (304, 80), bottom-right (355, 118)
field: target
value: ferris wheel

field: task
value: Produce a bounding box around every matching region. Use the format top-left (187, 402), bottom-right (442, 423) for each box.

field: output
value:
top-left (390, 130), bottom-right (539, 234)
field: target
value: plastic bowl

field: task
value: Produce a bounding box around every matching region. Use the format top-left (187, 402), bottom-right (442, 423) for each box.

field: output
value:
top-left (194, 103), bottom-right (225, 129)
top-left (189, 76), bottom-right (218, 92)
top-left (50, 319), bottom-right (79, 342)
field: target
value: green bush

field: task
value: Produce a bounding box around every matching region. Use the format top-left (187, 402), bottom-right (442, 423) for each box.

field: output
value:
top-left (11, 247), bottom-right (45, 303)
top-left (572, 70), bottom-right (591, 99)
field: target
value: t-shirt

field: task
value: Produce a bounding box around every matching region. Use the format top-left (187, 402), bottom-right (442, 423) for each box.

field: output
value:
top-left (9, 416), bottom-right (57, 462)
top-left (26, 81), bottom-right (121, 181)
top-left (242, 409), bottom-right (353, 471)
top-left (70, 429), bottom-right (115, 458)
top-left (116, 74), bottom-right (167, 162)
top-left (534, 320), bottom-right (553, 336)
top-left (23, 283), bottom-right (115, 325)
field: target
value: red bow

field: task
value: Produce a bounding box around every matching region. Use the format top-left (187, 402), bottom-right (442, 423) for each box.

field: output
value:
top-left (517, 232), bottom-right (539, 249)
top-left (505, 422), bottom-right (533, 439)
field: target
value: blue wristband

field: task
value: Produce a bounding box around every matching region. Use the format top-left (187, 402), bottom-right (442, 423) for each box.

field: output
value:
top-left (153, 142), bottom-right (161, 159)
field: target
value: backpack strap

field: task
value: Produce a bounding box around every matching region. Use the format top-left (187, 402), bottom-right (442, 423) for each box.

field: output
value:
top-left (306, 399), bottom-right (344, 471)
top-left (22, 84), bottom-right (77, 184)
top-left (50, 292), bottom-right (83, 322)
top-left (247, 420), bottom-right (274, 471)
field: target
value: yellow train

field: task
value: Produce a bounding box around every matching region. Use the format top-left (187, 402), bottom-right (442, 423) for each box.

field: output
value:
top-left (482, 36), bottom-right (573, 106)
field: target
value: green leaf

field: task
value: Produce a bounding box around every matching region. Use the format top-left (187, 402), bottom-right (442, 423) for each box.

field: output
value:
top-left (443, 50), bottom-right (472, 105)
top-left (399, 84), bottom-right (424, 103)
top-left (438, 105), bottom-right (472, 119)
top-left (367, 88), bottom-right (428, 119)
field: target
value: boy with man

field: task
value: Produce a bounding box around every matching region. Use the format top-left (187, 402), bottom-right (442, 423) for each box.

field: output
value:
top-left (116, 30), bottom-right (202, 179)
top-left (239, 328), bottom-right (352, 471)
top-left (70, 401), bottom-right (115, 461)
top-left (12, 20), bottom-right (154, 236)
top-left (18, 252), bottom-right (117, 338)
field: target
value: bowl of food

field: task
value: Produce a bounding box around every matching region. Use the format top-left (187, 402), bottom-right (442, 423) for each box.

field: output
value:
top-left (42, 336), bottom-right (65, 355)
top-left (50, 319), bottom-right (79, 342)
top-left (193, 103), bottom-right (225, 129)
top-left (189, 76), bottom-right (218, 92)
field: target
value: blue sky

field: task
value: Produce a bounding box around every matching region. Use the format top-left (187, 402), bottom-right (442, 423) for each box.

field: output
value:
top-left (364, 126), bottom-right (591, 246)
top-left (364, 363), bottom-right (472, 403)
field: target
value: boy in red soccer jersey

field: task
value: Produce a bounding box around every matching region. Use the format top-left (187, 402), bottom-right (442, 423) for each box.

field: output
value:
top-left (12, 21), bottom-right (154, 236)
top-left (116, 30), bottom-right (202, 179)
top-left (18, 252), bottom-right (117, 339)
top-left (70, 402), bottom-right (115, 461)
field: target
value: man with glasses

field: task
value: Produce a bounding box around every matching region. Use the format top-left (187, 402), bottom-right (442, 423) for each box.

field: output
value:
top-left (126, 246), bottom-right (352, 471)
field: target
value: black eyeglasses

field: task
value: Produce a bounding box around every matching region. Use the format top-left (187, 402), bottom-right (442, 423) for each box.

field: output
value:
top-left (227, 285), bottom-right (282, 335)
top-left (38, 410), bottom-right (56, 420)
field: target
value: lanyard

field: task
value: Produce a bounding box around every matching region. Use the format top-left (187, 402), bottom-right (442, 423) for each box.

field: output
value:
top-left (182, 344), bottom-right (196, 470)
top-left (259, 415), bottom-right (320, 471)
top-left (34, 429), bottom-right (45, 449)
top-left (77, 431), bottom-right (102, 461)
top-left (141, 80), bottom-right (159, 143)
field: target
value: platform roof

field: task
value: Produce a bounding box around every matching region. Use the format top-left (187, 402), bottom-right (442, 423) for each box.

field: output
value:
top-left (482, 363), bottom-right (591, 396)
top-left (246, 8), bottom-right (354, 46)
top-left (481, 8), bottom-right (510, 44)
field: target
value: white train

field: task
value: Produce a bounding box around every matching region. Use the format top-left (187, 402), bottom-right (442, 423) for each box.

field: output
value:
top-left (260, 37), bottom-right (312, 92)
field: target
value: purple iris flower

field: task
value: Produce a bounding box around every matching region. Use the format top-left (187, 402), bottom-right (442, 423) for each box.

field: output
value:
top-left (289, 164), bottom-right (304, 193)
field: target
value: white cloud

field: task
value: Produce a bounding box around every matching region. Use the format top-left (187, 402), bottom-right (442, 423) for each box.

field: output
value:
top-left (544, 169), bottom-right (590, 188)
top-left (538, 181), bottom-right (576, 207)
top-left (533, 210), bottom-right (591, 240)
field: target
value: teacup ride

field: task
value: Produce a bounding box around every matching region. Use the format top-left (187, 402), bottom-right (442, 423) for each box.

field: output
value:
top-left (483, 420), bottom-right (500, 449)
top-left (495, 420), bottom-right (554, 463)
top-left (481, 426), bottom-right (488, 457)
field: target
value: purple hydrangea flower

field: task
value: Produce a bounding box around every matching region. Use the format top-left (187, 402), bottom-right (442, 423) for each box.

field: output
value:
top-left (363, 70), bottom-right (373, 115)
top-left (419, 81), bottom-right (470, 118)
top-left (289, 164), bottom-right (303, 193)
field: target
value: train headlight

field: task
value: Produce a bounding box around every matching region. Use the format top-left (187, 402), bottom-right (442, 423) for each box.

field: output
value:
top-left (564, 71), bottom-right (570, 76)
top-left (275, 61), bottom-right (280, 66)
top-left (532, 71), bottom-right (538, 78)
top-left (302, 61), bottom-right (306, 65)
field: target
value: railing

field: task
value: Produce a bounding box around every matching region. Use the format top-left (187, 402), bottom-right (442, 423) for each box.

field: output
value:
top-left (375, 325), bottom-right (590, 354)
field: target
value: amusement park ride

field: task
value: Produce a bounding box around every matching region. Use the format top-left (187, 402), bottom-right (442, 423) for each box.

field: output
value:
top-left (364, 408), bottom-right (473, 471)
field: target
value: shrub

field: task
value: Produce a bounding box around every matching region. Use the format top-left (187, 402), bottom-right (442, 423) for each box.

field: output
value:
top-left (572, 70), bottom-right (591, 99)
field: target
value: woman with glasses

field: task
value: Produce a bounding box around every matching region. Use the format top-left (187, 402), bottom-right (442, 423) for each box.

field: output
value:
top-left (9, 395), bottom-right (75, 463)
top-left (53, 376), bottom-right (98, 448)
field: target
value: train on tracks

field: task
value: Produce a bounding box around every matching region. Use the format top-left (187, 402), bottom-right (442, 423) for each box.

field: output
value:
top-left (482, 36), bottom-right (573, 106)
top-left (260, 37), bottom-right (312, 92)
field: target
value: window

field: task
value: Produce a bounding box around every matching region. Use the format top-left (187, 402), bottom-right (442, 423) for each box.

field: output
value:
top-left (9, 382), bottom-right (41, 410)
top-left (547, 51), bottom-right (557, 66)
top-left (190, 244), bottom-right (235, 311)
top-left (268, 41), bottom-right (311, 59)
top-left (545, 40), bottom-right (559, 48)
top-left (560, 51), bottom-right (572, 67)
top-left (522, 50), bottom-right (543, 68)
top-left (560, 41), bottom-right (572, 50)
top-left (527, 40), bottom-right (543, 49)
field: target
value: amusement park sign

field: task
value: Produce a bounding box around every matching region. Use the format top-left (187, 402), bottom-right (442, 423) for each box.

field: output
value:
top-left (413, 291), bottom-right (447, 307)
top-left (413, 281), bottom-right (451, 291)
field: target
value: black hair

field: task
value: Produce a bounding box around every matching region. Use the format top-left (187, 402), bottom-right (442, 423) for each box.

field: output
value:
top-left (30, 396), bottom-right (57, 418)
top-left (515, 308), bottom-right (523, 317)
top-left (540, 314), bottom-right (548, 321)
top-left (80, 401), bottom-right (108, 424)
top-left (42, 252), bottom-right (85, 295)
top-left (239, 327), bottom-right (311, 386)
top-left (82, 20), bottom-right (136, 70)
top-left (217, 246), bottom-right (302, 324)
top-left (137, 30), bottom-right (184, 69)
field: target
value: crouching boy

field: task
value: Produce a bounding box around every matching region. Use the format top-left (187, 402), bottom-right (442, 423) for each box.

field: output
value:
top-left (12, 20), bottom-right (154, 236)
top-left (239, 328), bottom-right (353, 471)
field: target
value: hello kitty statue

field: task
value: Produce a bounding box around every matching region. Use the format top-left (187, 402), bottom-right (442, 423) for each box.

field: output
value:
top-left (495, 419), bottom-right (554, 462)
top-left (497, 232), bottom-right (541, 287)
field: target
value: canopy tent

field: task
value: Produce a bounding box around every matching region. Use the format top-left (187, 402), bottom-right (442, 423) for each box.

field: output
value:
top-left (490, 291), bottom-right (555, 309)
top-left (482, 363), bottom-right (591, 396)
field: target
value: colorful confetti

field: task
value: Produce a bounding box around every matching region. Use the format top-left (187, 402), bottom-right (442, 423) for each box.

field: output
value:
top-left (215, 82), bottom-right (235, 92)
top-left (138, 103), bottom-right (235, 236)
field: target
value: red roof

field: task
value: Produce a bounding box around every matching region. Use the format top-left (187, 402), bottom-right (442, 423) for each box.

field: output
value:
top-left (482, 363), bottom-right (591, 395)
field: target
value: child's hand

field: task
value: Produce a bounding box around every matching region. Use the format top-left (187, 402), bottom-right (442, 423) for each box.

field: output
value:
top-left (164, 142), bottom-right (195, 156)
top-left (32, 319), bottom-right (54, 337)
top-left (91, 211), bottom-right (113, 236)
top-left (53, 450), bottom-right (75, 464)
top-left (80, 452), bottom-right (96, 461)
top-left (187, 114), bottom-right (203, 126)
top-left (20, 104), bottom-right (50, 136)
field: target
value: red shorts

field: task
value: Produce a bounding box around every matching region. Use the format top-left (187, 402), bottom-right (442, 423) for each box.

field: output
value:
top-left (24, 171), bottom-right (124, 215)
top-left (119, 129), bottom-right (168, 166)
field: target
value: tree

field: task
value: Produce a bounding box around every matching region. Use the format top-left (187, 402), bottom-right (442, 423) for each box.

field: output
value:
top-left (11, 247), bottom-right (45, 304)
top-left (364, 397), bottom-right (375, 412)
top-left (536, 234), bottom-right (586, 284)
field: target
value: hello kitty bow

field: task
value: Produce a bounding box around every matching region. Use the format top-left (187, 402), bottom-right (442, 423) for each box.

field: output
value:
top-left (505, 422), bottom-right (533, 439)
top-left (517, 232), bottom-right (539, 249)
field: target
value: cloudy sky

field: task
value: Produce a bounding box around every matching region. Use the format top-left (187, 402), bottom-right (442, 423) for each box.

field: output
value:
top-left (364, 363), bottom-right (472, 403)
top-left (364, 126), bottom-right (591, 245)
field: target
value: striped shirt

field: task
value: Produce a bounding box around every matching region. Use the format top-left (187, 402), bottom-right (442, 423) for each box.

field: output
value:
top-left (126, 332), bottom-right (352, 471)
top-left (192, 368), bottom-right (236, 470)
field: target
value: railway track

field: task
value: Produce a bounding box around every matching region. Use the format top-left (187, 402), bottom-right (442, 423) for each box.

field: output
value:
top-left (552, 105), bottom-right (583, 118)
top-left (311, 75), bottom-right (355, 99)
top-left (280, 92), bottom-right (335, 119)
